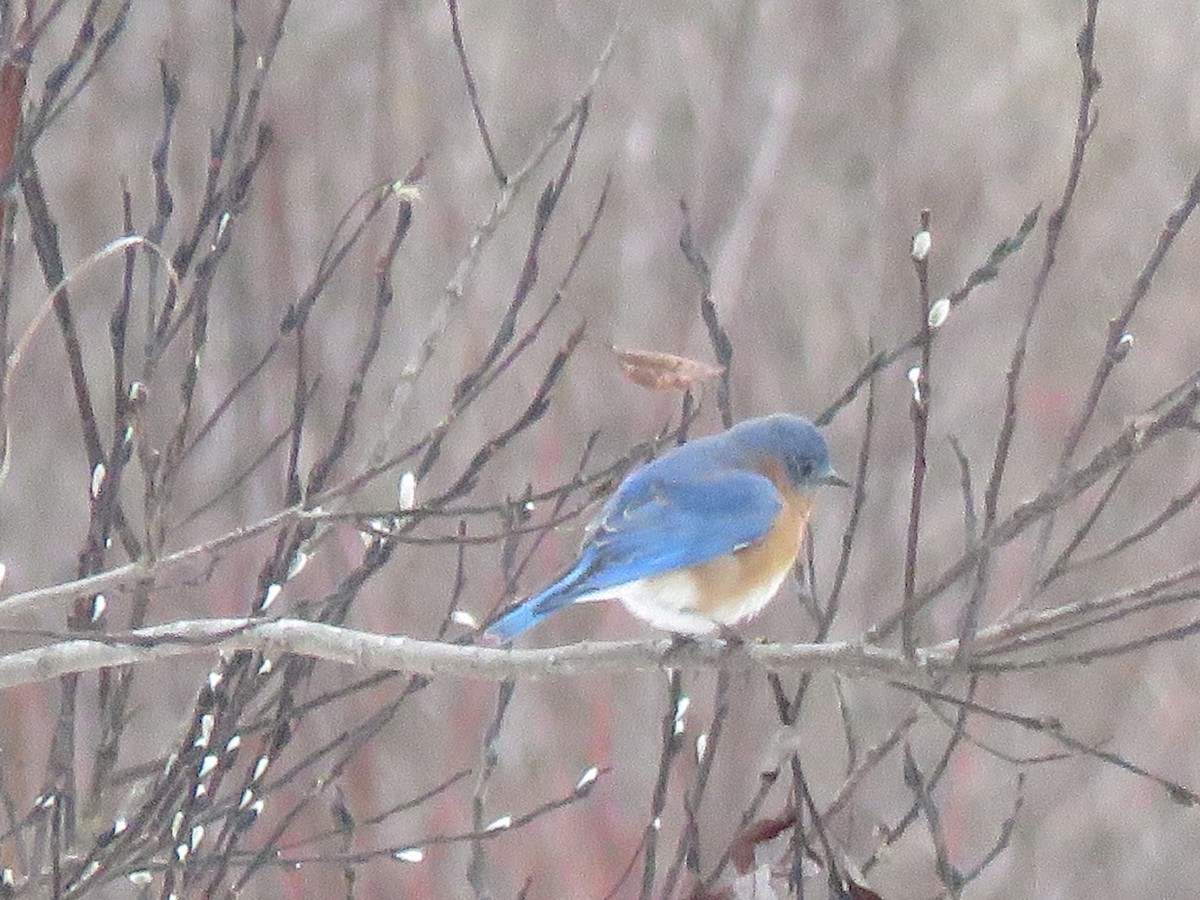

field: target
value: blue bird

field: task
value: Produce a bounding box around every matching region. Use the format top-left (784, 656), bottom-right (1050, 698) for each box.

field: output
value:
top-left (485, 414), bottom-right (846, 641)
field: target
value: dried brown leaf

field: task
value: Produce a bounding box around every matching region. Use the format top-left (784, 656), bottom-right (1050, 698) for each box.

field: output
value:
top-left (729, 809), bottom-right (797, 874)
top-left (612, 346), bottom-right (724, 392)
top-left (846, 878), bottom-right (885, 900)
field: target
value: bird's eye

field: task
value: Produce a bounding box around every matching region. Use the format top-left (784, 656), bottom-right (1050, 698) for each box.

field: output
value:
top-left (791, 458), bottom-right (814, 481)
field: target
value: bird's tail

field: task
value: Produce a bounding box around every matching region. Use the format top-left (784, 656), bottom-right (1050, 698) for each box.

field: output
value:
top-left (484, 557), bottom-right (595, 642)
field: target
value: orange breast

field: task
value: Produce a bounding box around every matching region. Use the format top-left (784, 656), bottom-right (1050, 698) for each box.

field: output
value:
top-left (689, 460), bottom-right (814, 617)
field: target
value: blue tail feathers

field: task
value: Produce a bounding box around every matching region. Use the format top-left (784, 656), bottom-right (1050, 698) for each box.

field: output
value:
top-left (484, 600), bottom-right (546, 643)
top-left (484, 558), bottom-right (596, 642)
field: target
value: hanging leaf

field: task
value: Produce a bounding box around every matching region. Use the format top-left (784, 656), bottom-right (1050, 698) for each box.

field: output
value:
top-left (612, 346), bottom-right (724, 392)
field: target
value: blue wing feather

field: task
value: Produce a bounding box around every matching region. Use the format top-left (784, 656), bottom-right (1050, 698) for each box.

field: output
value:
top-left (582, 469), bottom-right (780, 589)
top-left (486, 455), bottom-right (780, 640)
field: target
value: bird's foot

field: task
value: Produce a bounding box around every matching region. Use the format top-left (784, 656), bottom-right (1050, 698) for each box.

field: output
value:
top-left (714, 623), bottom-right (745, 648)
top-left (668, 632), bottom-right (701, 651)
top-left (666, 628), bottom-right (742, 652)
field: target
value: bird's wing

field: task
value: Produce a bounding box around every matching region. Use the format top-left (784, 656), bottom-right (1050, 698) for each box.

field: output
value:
top-left (574, 467), bottom-right (782, 594)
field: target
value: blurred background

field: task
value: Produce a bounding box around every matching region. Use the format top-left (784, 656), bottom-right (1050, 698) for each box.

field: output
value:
top-left (2, 0), bottom-right (1200, 896)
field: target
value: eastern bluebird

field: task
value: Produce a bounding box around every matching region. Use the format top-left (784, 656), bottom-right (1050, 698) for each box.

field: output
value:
top-left (485, 413), bottom-right (846, 641)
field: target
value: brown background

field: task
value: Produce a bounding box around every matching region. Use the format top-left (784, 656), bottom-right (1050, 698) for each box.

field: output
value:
top-left (2, 0), bottom-right (1200, 897)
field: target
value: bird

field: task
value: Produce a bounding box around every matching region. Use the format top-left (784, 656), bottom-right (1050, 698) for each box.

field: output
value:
top-left (484, 413), bottom-right (846, 641)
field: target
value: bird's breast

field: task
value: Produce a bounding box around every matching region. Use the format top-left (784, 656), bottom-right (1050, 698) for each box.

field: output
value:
top-left (686, 484), bottom-right (812, 620)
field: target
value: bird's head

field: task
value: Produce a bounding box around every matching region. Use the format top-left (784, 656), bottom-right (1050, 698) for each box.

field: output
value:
top-left (730, 413), bottom-right (849, 492)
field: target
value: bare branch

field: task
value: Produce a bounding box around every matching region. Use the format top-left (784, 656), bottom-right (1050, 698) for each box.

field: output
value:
top-left (0, 620), bottom-right (927, 688)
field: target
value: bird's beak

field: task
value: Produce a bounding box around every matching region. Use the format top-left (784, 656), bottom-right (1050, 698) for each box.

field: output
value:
top-left (821, 470), bottom-right (852, 489)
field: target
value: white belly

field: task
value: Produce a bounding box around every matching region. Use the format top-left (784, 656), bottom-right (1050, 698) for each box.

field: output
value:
top-left (575, 565), bottom-right (792, 635)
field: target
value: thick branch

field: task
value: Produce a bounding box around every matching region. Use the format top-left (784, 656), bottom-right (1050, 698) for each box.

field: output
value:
top-left (0, 619), bottom-right (923, 687)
